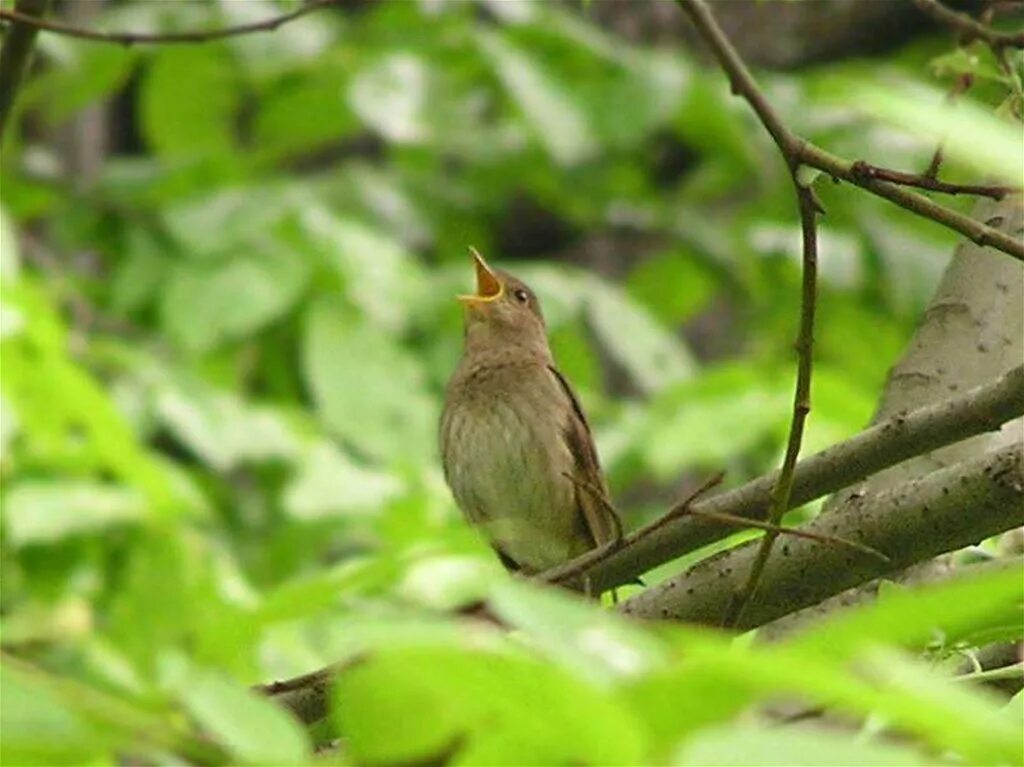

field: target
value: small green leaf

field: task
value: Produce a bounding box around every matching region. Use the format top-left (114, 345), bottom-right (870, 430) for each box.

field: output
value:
top-left (301, 298), bottom-right (436, 463)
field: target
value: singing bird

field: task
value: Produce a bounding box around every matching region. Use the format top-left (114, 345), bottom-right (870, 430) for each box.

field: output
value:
top-left (440, 249), bottom-right (619, 577)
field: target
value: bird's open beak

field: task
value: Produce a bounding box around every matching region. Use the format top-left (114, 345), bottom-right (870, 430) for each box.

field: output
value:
top-left (457, 247), bottom-right (503, 306)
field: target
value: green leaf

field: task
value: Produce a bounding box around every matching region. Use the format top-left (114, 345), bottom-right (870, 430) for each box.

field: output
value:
top-left (787, 563), bottom-right (1024, 659)
top-left (349, 53), bottom-right (431, 144)
top-left (297, 208), bottom-right (425, 333)
top-left (155, 381), bottom-right (300, 471)
top-left (487, 580), bottom-right (668, 682)
top-left (0, 662), bottom-right (109, 766)
top-left (832, 79), bottom-right (1023, 183)
top-left (478, 30), bottom-right (598, 166)
top-left (176, 665), bottom-right (310, 765)
top-left (160, 246), bottom-right (309, 353)
top-left (585, 278), bottom-right (696, 394)
top-left (673, 723), bottom-right (930, 766)
top-left (334, 645), bottom-right (645, 766)
top-left (2, 480), bottom-right (144, 546)
top-left (140, 45), bottom-right (239, 157)
top-left (301, 298), bottom-right (436, 463)
top-left (283, 441), bottom-right (404, 521)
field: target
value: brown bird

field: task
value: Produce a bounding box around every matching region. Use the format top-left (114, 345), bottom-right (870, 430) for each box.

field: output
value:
top-left (440, 249), bottom-right (619, 577)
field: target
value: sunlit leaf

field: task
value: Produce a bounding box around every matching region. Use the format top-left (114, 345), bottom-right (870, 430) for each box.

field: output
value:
top-left (478, 30), bottom-right (598, 166)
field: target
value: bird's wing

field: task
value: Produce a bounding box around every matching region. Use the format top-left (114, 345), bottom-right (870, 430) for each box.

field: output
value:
top-left (547, 365), bottom-right (621, 548)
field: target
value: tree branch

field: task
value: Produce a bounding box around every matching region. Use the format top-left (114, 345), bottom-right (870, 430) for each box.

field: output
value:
top-left (540, 364), bottom-right (1024, 593)
top-left (0, 0), bottom-right (50, 143)
top-left (0, 0), bottom-right (339, 46)
top-left (850, 160), bottom-right (1022, 200)
top-left (619, 443), bottom-right (1024, 628)
top-left (912, 0), bottom-right (1024, 49)
top-left (672, 0), bottom-right (1024, 262)
top-left (673, 0), bottom-right (823, 629)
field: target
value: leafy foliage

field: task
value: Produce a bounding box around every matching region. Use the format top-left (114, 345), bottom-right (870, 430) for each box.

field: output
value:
top-left (1, 0), bottom-right (1020, 765)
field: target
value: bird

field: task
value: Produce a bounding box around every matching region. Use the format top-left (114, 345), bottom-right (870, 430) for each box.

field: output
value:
top-left (440, 248), bottom-right (620, 580)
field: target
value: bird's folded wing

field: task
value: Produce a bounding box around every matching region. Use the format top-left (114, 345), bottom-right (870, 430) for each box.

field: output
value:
top-left (546, 365), bottom-right (620, 547)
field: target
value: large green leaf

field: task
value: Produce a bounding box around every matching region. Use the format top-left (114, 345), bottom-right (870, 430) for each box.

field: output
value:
top-left (140, 45), bottom-right (239, 157)
top-left (335, 645), bottom-right (646, 766)
top-left (175, 664), bottom-right (311, 765)
top-left (478, 30), bottom-right (598, 166)
top-left (160, 246), bottom-right (309, 353)
top-left (673, 723), bottom-right (929, 766)
top-left (301, 298), bottom-right (436, 463)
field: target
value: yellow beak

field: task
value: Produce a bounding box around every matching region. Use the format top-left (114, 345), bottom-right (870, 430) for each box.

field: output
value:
top-left (457, 247), bottom-right (503, 305)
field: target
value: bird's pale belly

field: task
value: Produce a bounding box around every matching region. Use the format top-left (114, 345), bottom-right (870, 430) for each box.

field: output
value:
top-left (442, 401), bottom-right (590, 572)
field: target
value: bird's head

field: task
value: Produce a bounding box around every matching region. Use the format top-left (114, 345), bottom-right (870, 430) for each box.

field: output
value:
top-left (458, 248), bottom-right (548, 356)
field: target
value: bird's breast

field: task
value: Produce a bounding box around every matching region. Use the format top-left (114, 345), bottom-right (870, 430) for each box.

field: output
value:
top-left (440, 365), bottom-right (587, 571)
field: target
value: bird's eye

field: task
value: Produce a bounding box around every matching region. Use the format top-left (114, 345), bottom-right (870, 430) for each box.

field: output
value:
top-left (513, 289), bottom-right (530, 303)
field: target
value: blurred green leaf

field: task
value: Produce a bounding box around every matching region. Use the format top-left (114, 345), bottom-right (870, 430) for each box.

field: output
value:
top-left (302, 298), bottom-right (435, 463)
top-left (673, 723), bottom-right (930, 766)
top-left (335, 645), bottom-right (646, 766)
top-left (0, 661), bottom-right (110, 766)
top-left (2, 480), bottom-right (144, 546)
top-left (160, 246), bottom-right (310, 353)
top-left (140, 45), bottom-right (240, 157)
top-left (283, 441), bottom-right (404, 521)
top-left (478, 29), bottom-right (598, 166)
top-left (176, 664), bottom-right (311, 765)
top-left (831, 79), bottom-right (1023, 182)
top-left (787, 563), bottom-right (1024, 660)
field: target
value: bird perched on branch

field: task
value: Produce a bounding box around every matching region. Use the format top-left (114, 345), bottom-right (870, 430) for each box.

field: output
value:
top-left (440, 248), bottom-right (620, 579)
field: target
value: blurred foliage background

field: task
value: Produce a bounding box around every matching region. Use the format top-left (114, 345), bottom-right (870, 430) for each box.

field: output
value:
top-left (1, 1), bottom-right (1022, 765)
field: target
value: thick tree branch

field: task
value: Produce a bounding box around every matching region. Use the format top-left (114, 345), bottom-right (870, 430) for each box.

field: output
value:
top-left (0, 0), bottom-right (339, 46)
top-left (0, 0), bottom-right (50, 143)
top-left (541, 364), bottom-right (1024, 592)
top-left (912, 0), bottom-right (1024, 49)
top-left (619, 443), bottom-right (1024, 628)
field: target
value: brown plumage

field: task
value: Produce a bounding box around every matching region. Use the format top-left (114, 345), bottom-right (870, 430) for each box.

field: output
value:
top-left (439, 249), bottom-right (618, 576)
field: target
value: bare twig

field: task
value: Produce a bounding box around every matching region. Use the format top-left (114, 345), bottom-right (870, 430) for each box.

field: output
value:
top-left (670, 0), bottom-right (1024, 262)
top-left (673, 0), bottom-right (822, 629)
top-left (0, 0), bottom-right (50, 142)
top-left (682, 508), bottom-right (890, 562)
top-left (0, 0), bottom-right (340, 46)
top-left (913, 0), bottom-right (1024, 49)
top-left (851, 160), bottom-right (1021, 200)
top-left (923, 71), bottom-right (975, 179)
top-left (539, 365), bottom-right (1024, 594)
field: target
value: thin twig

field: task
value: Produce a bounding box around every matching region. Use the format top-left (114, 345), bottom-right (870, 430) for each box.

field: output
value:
top-left (725, 187), bottom-right (820, 628)
top-left (562, 472), bottom-right (626, 543)
top-left (0, 0), bottom-right (340, 46)
top-left (922, 72), bottom-right (975, 179)
top-left (546, 473), bottom-right (723, 586)
top-left (851, 160), bottom-right (1020, 200)
top-left (682, 508), bottom-right (890, 562)
top-left (673, 0), bottom-right (822, 629)
top-left (912, 0), bottom-right (1024, 49)
top-left (673, 0), bottom-right (1024, 262)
